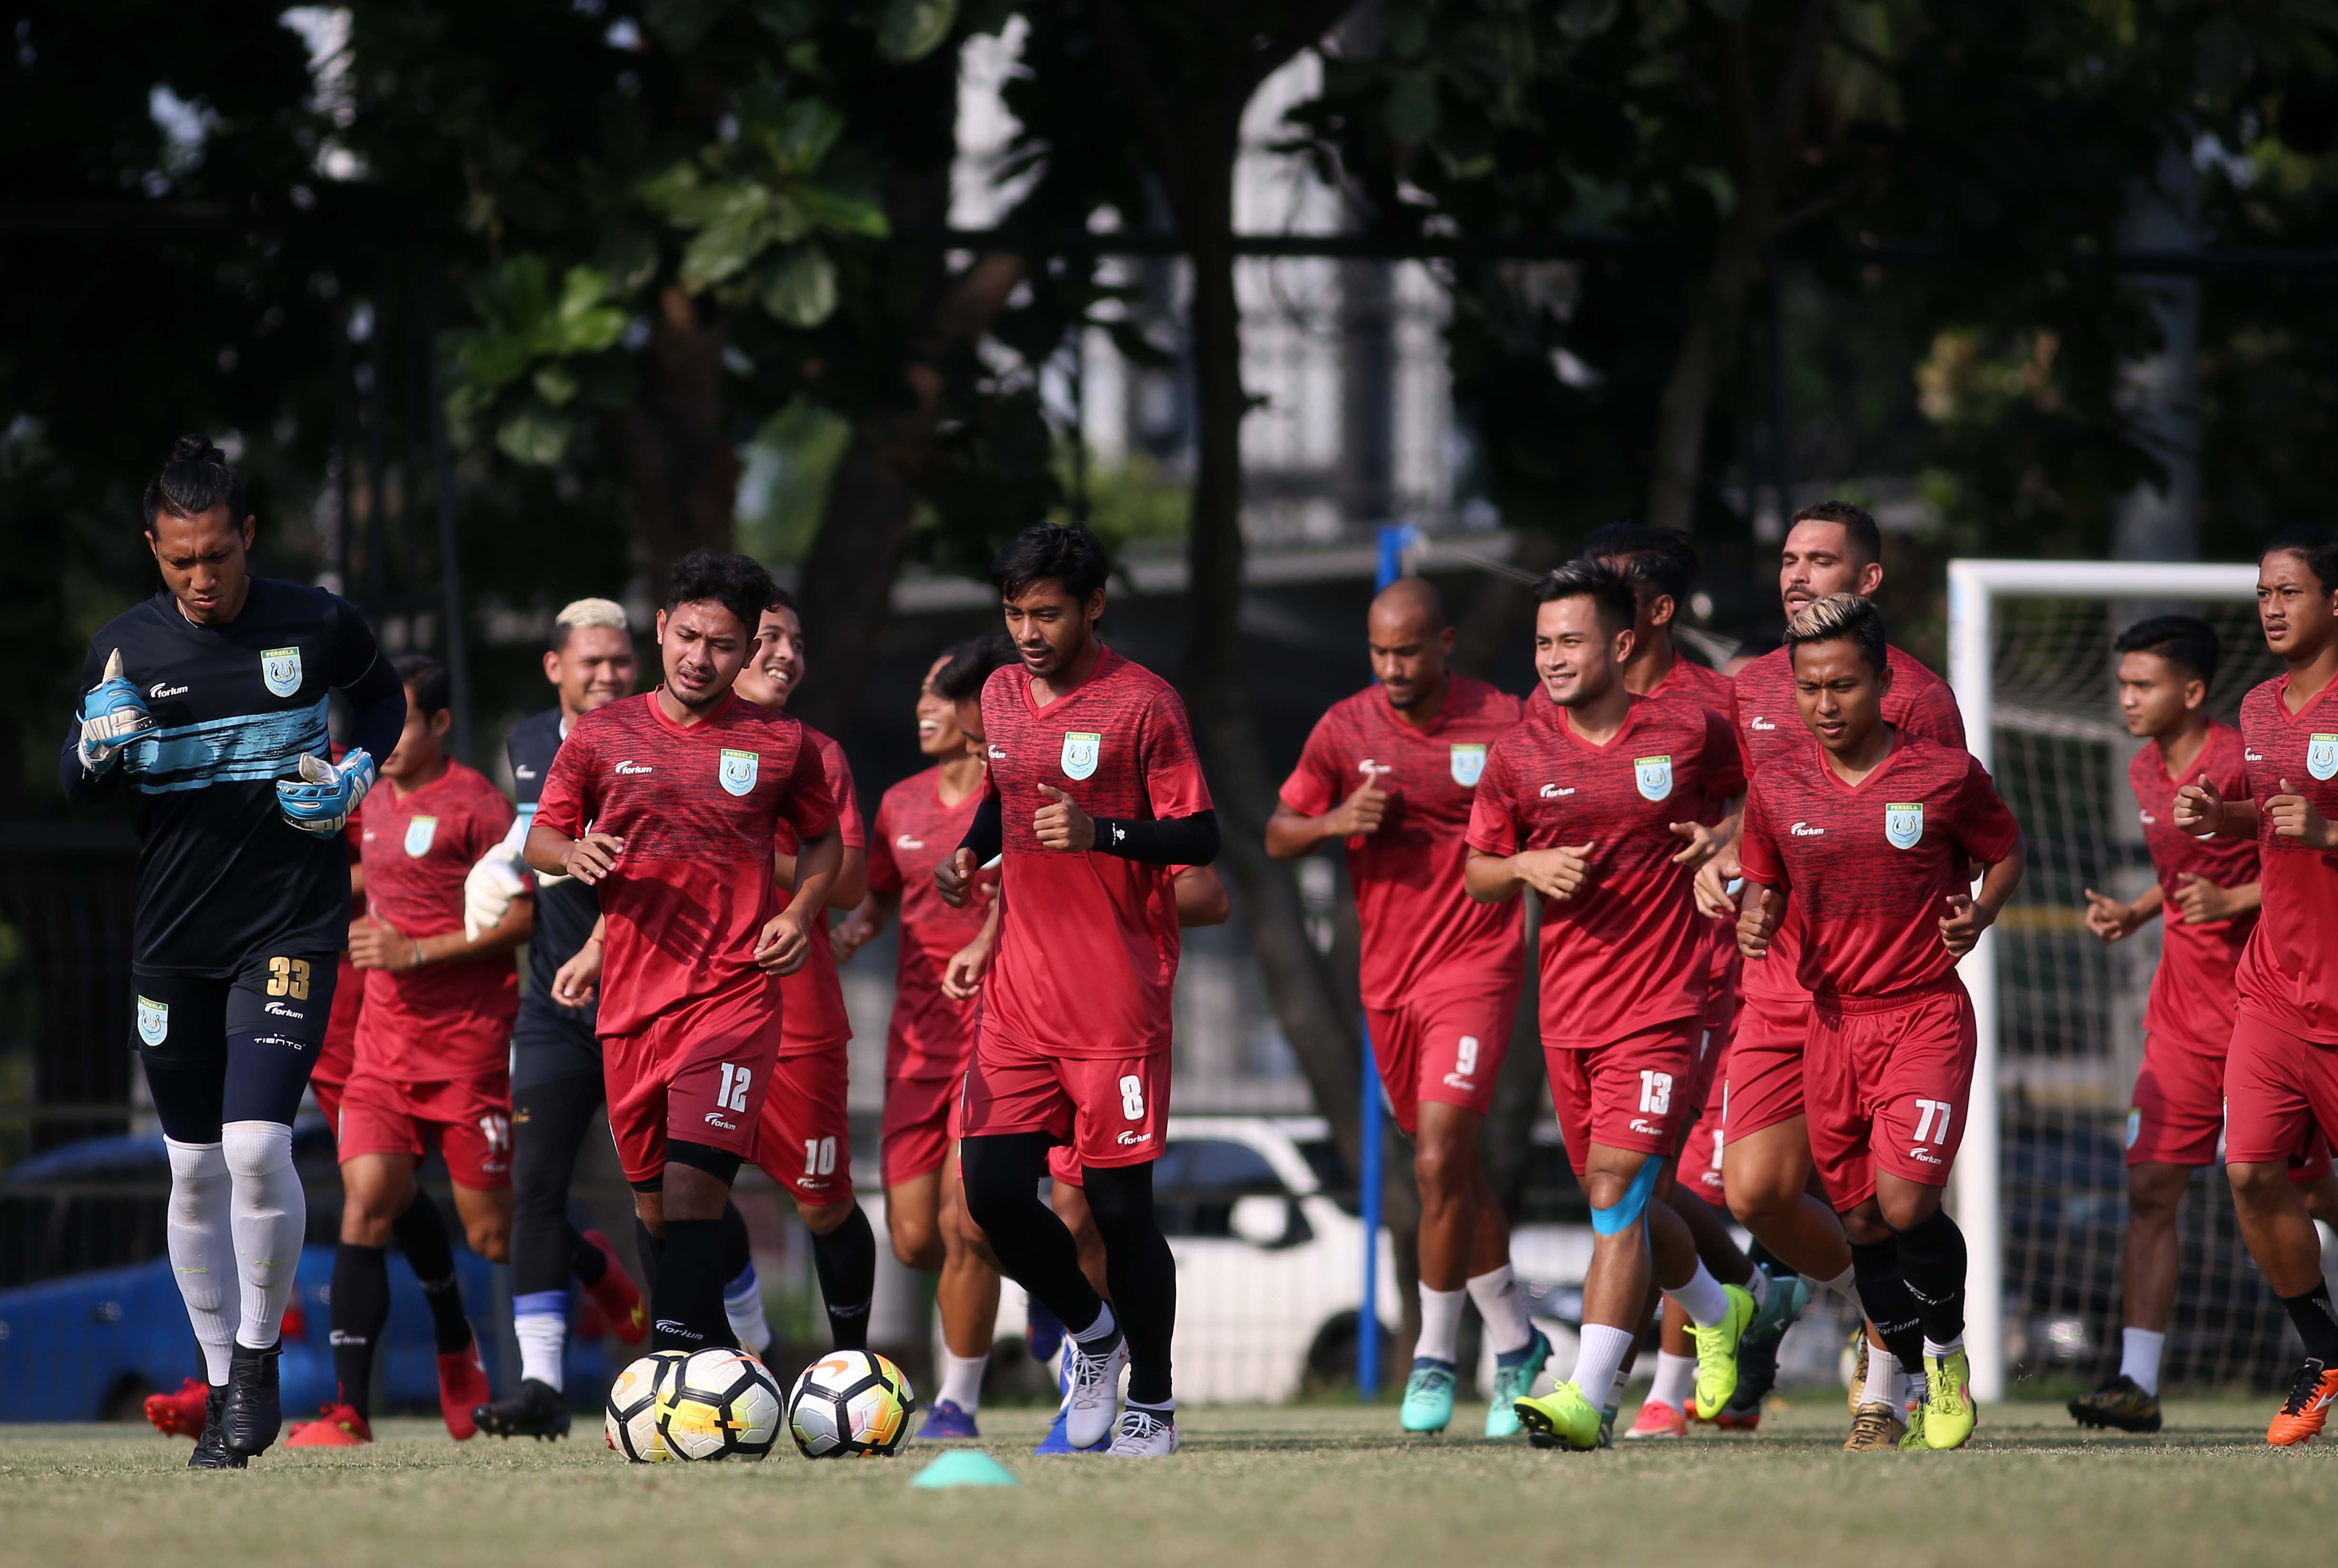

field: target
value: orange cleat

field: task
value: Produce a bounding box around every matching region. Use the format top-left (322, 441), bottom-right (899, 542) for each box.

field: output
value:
top-left (439, 1332), bottom-right (492, 1440)
top-left (144, 1377), bottom-right (211, 1439)
top-left (580, 1231), bottom-right (647, 1345)
top-left (1622, 1400), bottom-right (1688, 1440)
top-left (2268, 1358), bottom-right (2338, 1446)
top-left (286, 1402), bottom-right (373, 1446)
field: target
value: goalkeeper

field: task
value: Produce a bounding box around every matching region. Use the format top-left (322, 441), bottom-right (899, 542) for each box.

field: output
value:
top-left (60, 435), bottom-right (404, 1467)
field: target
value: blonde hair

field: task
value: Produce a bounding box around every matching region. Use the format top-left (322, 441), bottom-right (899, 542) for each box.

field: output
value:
top-left (1784, 592), bottom-right (1886, 671)
top-left (552, 597), bottom-right (629, 649)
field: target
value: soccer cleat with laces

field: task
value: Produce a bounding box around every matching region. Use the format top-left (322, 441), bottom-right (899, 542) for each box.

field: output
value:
top-left (1847, 1332), bottom-right (1869, 1415)
top-left (145, 1377), bottom-right (211, 1439)
top-left (285, 1401), bottom-right (373, 1447)
top-left (1623, 1400), bottom-right (1687, 1440)
top-left (1399, 1361), bottom-right (1456, 1434)
top-left (1484, 1329), bottom-right (1552, 1438)
top-left (1842, 1400), bottom-right (1907, 1451)
top-left (1920, 1348), bottom-right (1976, 1450)
top-left (579, 1230), bottom-right (648, 1345)
top-left (917, 1399), bottom-right (979, 1440)
top-left (2267, 1358), bottom-right (2338, 1446)
top-left (221, 1341), bottom-right (283, 1457)
top-left (1688, 1282), bottom-right (1755, 1418)
top-left (1514, 1381), bottom-right (1603, 1452)
top-left (1599, 1398), bottom-right (1619, 1448)
top-left (187, 1384), bottom-right (246, 1469)
top-left (1062, 1334), bottom-right (1129, 1450)
top-left (1106, 1406), bottom-right (1179, 1457)
top-left (2068, 1372), bottom-right (2162, 1434)
top-left (474, 1377), bottom-right (572, 1441)
top-left (438, 1330), bottom-right (492, 1440)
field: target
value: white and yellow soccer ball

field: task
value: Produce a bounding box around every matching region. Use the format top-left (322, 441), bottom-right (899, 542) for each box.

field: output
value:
top-left (658, 1348), bottom-right (784, 1461)
top-left (606, 1350), bottom-right (687, 1463)
top-left (787, 1350), bottom-right (917, 1458)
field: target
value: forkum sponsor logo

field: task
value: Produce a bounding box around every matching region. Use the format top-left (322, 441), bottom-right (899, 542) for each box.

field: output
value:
top-left (148, 682), bottom-right (189, 699)
top-left (1750, 717), bottom-right (1777, 731)
top-left (614, 760), bottom-right (654, 775)
top-left (1116, 1130), bottom-right (1153, 1146)
top-left (1539, 783), bottom-right (1574, 798)
top-left (1790, 822), bottom-right (1825, 837)
top-left (1629, 1118), bottom-right (1659, 1135)
top-left (703, 1112), bottom-right (737, 1131)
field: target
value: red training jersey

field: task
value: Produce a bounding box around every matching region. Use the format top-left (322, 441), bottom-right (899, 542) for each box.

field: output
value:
top-left (532, 690), bottom-right (837, 1039)
top-left (353, 760), bottom-right (520, 1076)
top-left (980, 648), bottom-right (1212, 1060)
top-left (2130, 723), bottom-right (2259, 1053)
top-left (2235, 674), bottom-right (2338, 1044)
top-left (1738, 733), bottom-right (2020, 1007)
top-left (1646, 653), bottom-right (1741, 1027)
top-left (1466, 693), bottom-right (1744, 1048)
top-left (1277, 675), bottom-right (1525, 1012)
top-left (769, 724), bottom-right (864, 1056)
top-left (867, 765), bottom-right (995, 1081)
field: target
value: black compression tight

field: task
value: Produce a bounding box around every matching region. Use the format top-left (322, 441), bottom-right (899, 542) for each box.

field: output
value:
top-left (509, 1071), bottom-right (604, 1299)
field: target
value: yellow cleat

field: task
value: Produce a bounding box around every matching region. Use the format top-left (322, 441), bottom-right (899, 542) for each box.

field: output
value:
top-left (1689, 1283), bottom-right (1755, 1419)
top-left (1921, 1348), bottom-right (1977, 1450)
top-left (1514, 1381), bottom-right (1603, 1452)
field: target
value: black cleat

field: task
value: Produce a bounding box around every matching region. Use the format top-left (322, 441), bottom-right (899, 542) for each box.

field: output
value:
top-left (2068, 1372), bottom-right (2163, 1433)
top-left (188, 1383), bottom-right (248, 1470)
top-left (221, 1341), bottom-right (283, 1458)
top-left (473, 1377), bottom-right (573, 1441)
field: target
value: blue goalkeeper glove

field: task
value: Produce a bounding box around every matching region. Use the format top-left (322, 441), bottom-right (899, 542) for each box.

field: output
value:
top-left (78, 648), bottom-right (155, 773)
top-left (276, 749), bottom-right (375, 836)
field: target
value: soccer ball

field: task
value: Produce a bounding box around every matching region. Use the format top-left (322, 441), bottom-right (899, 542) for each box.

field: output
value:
top-left (787, 1350), bottom-right (917, 1458)
top-left (606, 1350), bottom-right (687, 1463)
top-left (658, 1348), bottom-right (785, 1461)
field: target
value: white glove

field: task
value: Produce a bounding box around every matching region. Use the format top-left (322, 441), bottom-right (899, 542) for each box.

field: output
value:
top-left (463, 846), bottom-right (533, 940)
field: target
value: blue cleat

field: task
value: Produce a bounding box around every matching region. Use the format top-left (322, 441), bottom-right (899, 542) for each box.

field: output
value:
top-left (1027, 1298), bottom-right (1066, 1365)
top-left (1400, 1359), bottom-right (1457, 1434)
top-left (1034, 1405), bottom-right (1110, 1454)
top-left (918, 1400), bottom-right (980, 1440)
top-left (1485, 1329), bottom-right (1553, 1437)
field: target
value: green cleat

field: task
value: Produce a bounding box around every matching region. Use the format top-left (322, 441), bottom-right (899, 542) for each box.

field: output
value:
top-left (1922, 1348), bottom-right (1976, 1449)
top-left (1897, 1398), bottom-right (1929, 1451)
top-left (1400, 1362), bottom-right (1457, 1434)
top-left (1483, 1330), bottom-right (1552, 1438)
top-left (1514, 1381), bottom-right (1603, 1452)
top-left (1747, 1274), bottom-right (1809, 1344)
top-left (1688, 1282), bottom-right (1755, 1418)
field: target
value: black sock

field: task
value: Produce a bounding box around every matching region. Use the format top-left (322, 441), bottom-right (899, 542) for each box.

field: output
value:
top-left (330, 1243), bottom-right (390, 1419)
top-left (1848, 1236), bottom-right (1926, 1373)
top-left (960, 1133), bottom-right (1106, 1340)
top-left (809, 1204), bottom-right (877, 1352)
top-left (392, 1187), bottom-right (471, 1355)
top-left (1084, 1163), bottom-right (1178, 1407)
top-left (2282, 1280), bottom-right (2338, 1364)
top-left (1890, 1208), bottom-right (1968, 1350)
top-left (567, 1224), bottom-right (608, 1286)
top-left (634, 1215), bottom-right (667, 1289)
top-left (651, 1218), bottom-right (737, 1352)
top-left (720, 1201), bottom-right (754, 1283)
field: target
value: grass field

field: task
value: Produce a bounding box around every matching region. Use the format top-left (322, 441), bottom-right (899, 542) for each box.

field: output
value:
top-left (2, 1398), bottom-right (2326, 1568)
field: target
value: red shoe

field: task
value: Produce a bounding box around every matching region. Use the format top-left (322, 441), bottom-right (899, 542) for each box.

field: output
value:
top-left (580, 1230), bottom-right (647, 1345)
top-left (1621, 1400), bottom-right (1687, 1440)
top-left (144, 1377), bottom-right (211, 1439)
top-left (286, 1402), bottom-right (373, 1446)
top-left (439, 1332), bottom-right (491, 1440)
top-left (2269, 1358), bottom-right (2338, 1446)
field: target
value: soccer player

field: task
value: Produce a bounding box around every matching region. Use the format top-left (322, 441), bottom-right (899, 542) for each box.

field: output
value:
top-left (291, 656), bottom-right (533, 1446)
top-left (469, 599), bottom-right (651, 1442)
top-left (1466, 559), bottom-right (1756, 1453)
top-left (2172, 529), bottom-right (2338, 1444)
top-left (525, 550), bottom-right (841, 1355)
top-left (1266, 576), bottom-right (1551, 1437)
top-left (734, 590), bottom-right (881, 1355)
top-left (64, 436), bottom-right (404, 1465)
top-left (1735, 593), bottom-right (2024, 1451)
top-left (944, 522), bottom-right (1218, 1459)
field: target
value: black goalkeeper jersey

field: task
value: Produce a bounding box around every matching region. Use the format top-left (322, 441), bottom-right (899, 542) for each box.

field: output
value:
top-left (507, 706), bottom-right (601, 1021)
top-left (61, 578), bottom-right (404, 975)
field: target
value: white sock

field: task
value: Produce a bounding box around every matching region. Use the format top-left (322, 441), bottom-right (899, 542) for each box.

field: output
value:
top-left (1071, 1299), bottom-right (1120, 1345)
top-left (1922, 1333), bottom-right (1964, 1360)
top-left (220, 1120), bottom-right (303, 1348)
top-left (1666, 1261), bottom-right (1729, 1328)
top-left (1742, 1267), bottom-right (1769, 1311)
top-left (1466, 1265), bottom-right (1534, 1358)
top-left (515, 1306), bottom-right (567, 1391)
top-left (725, 1265), bottom-right (773, 1355)
top-left (1570, 1322), bottom-right (1636, 1415)
top-left (1416, 1285), bottom-right (1465, 1365)
top-left (163, 1138), bottom-right (235, 1384)
top-left (1817, 1267), bottom-right (1858, 1305)
top-left (939, 1350), bottom-right (987, 1412)
top-left (1648, 1350), bottom-right (1696, 1414)
top-left (2120, 1327), bottom-right (2166, 1396)
top-left (1861, 1345), bottom-right (1903, 1409)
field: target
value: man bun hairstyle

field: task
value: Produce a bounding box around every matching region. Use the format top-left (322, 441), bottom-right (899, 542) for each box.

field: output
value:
top-left (2113, 614), bottom-right (2220, 690)
top-left (394, 653), bottom-right (452, 717)
top-left (1581, 522), bottom-right (1701, 610)
top-left (1790, 499), bottom-right (1883, 568)
top-left (2266, 523), bottom-right (2338, 598)
top-left (992, 522), bottom-right (1110, 603)
top-left (1784, 592), bottom-right (1888, 675)
top-left (143, 433), bottom-right (247, 531)
top-left (665, 548), bottom-right (778, 633)
top-left (550, 597), bottom-right (629, 651)
top-left (937, 629), bottom-right (1018, 703)
top-left (1533, 557), bottom-right (1639, 637)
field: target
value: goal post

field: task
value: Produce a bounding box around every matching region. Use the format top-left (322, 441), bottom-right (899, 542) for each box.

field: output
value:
top-left (1948, 558), bottom-right (2264, 1402)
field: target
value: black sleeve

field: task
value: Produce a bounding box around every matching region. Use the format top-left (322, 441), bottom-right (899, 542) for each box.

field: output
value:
top-left (339, 649), bottom-right (406, 765)
top-left (1092, 808), bottom-right (1219, 866)
top-left (958, 795), bottom-right (1003, 862)
top-left (59, 641), bottom-right (120, 804)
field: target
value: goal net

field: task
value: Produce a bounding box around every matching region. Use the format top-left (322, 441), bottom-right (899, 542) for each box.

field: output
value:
top-left (1949, 559), bottom-right (2293, 1401)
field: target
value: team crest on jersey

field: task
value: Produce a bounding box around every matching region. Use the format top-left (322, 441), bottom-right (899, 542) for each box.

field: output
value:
top-left (1061, 731), bottom-right (1102, 781)
top-left (2310, 733), bottom-right (2338, 781)
top-left (260, 647), bottom-right (303, 698)
top-left (719, 748), bottom-right (760, 797)
top-left (1634, 755), bottom-right (1673, 802)
top-left (1449, 743), bottom-right (1486, 787)
top-left (1885, 802), bottom-right (1925, 850)
top-left (135, 996), bottom-right (168, 1047)
top-left (402, 816), bottom-right (438, 857)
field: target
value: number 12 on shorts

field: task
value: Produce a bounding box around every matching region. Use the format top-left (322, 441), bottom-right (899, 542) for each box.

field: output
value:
top-left (1912, 1097), bottom-right (1953, 1144)
top-left (714, 1062), bottom-right (752, 1115)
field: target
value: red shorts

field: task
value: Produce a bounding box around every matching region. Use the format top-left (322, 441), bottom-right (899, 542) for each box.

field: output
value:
top-left (959, 1028), bottom-right (1168, 1170)
top-left (336, 1067), bottom-right (514, 1188)
top-left (1804, 984), bottom-right (1975, 1210)
top-left (755, 1043), bottom-right (853, 1205)
top-left (1048, 1144), bottom-right (1083, 1186)
top-left (1675, 1041), bottom-right (1730, 1207)
top-left (602, 987), bottom-right (780, 1187)
top-left (881, 1073), bottom-right (959, 1189)
top-left (312, 956), bottom-right (363, 1131)
top-left (2223, 1011), bottom-right (2338, 1171)
top-left (1543, 1019), bottom-right (1701, 1179)
top-left (2129, 1033), bottom-right (2334, 1182)
top-left (1364, 978), bottom-right (1520, 1136)
top-left (1722, 992), bottom-right (1809, 1140)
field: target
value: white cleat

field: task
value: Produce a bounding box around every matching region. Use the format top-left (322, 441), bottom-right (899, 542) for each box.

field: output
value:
top-left (1064, 1336), bottom-right (1130, 1451)
top-left (1105, 1407), bottom-right (1178, 1457)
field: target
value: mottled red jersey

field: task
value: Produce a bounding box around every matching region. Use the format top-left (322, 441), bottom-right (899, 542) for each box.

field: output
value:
top-left (532, 690), bottom-right (837, 1039)
top-left (1730, 643), bottom-right (1966, 1007)
top-left (767, 725), bottom-right (864, 1056)
top-left (353, 760), bottom-right (519, 1076)
top-left (2130, 723), bottom-right (2259, 1052)
top-left (1466, 693), bottom-right (1744, 1047)
top-left (868, 766), bottom-right (994, 1080)
top-left (1738, 734), bottom-right (2019, 1005)
top-left (980, 648), bottom-right (1211, 1060)
top-left (1646, 653), bottom-right (1741, 1026)
top-left (1278, 675), bottom-right (1525, 1011)
top-left (2235, 674), bottom-right (2338, 1044)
